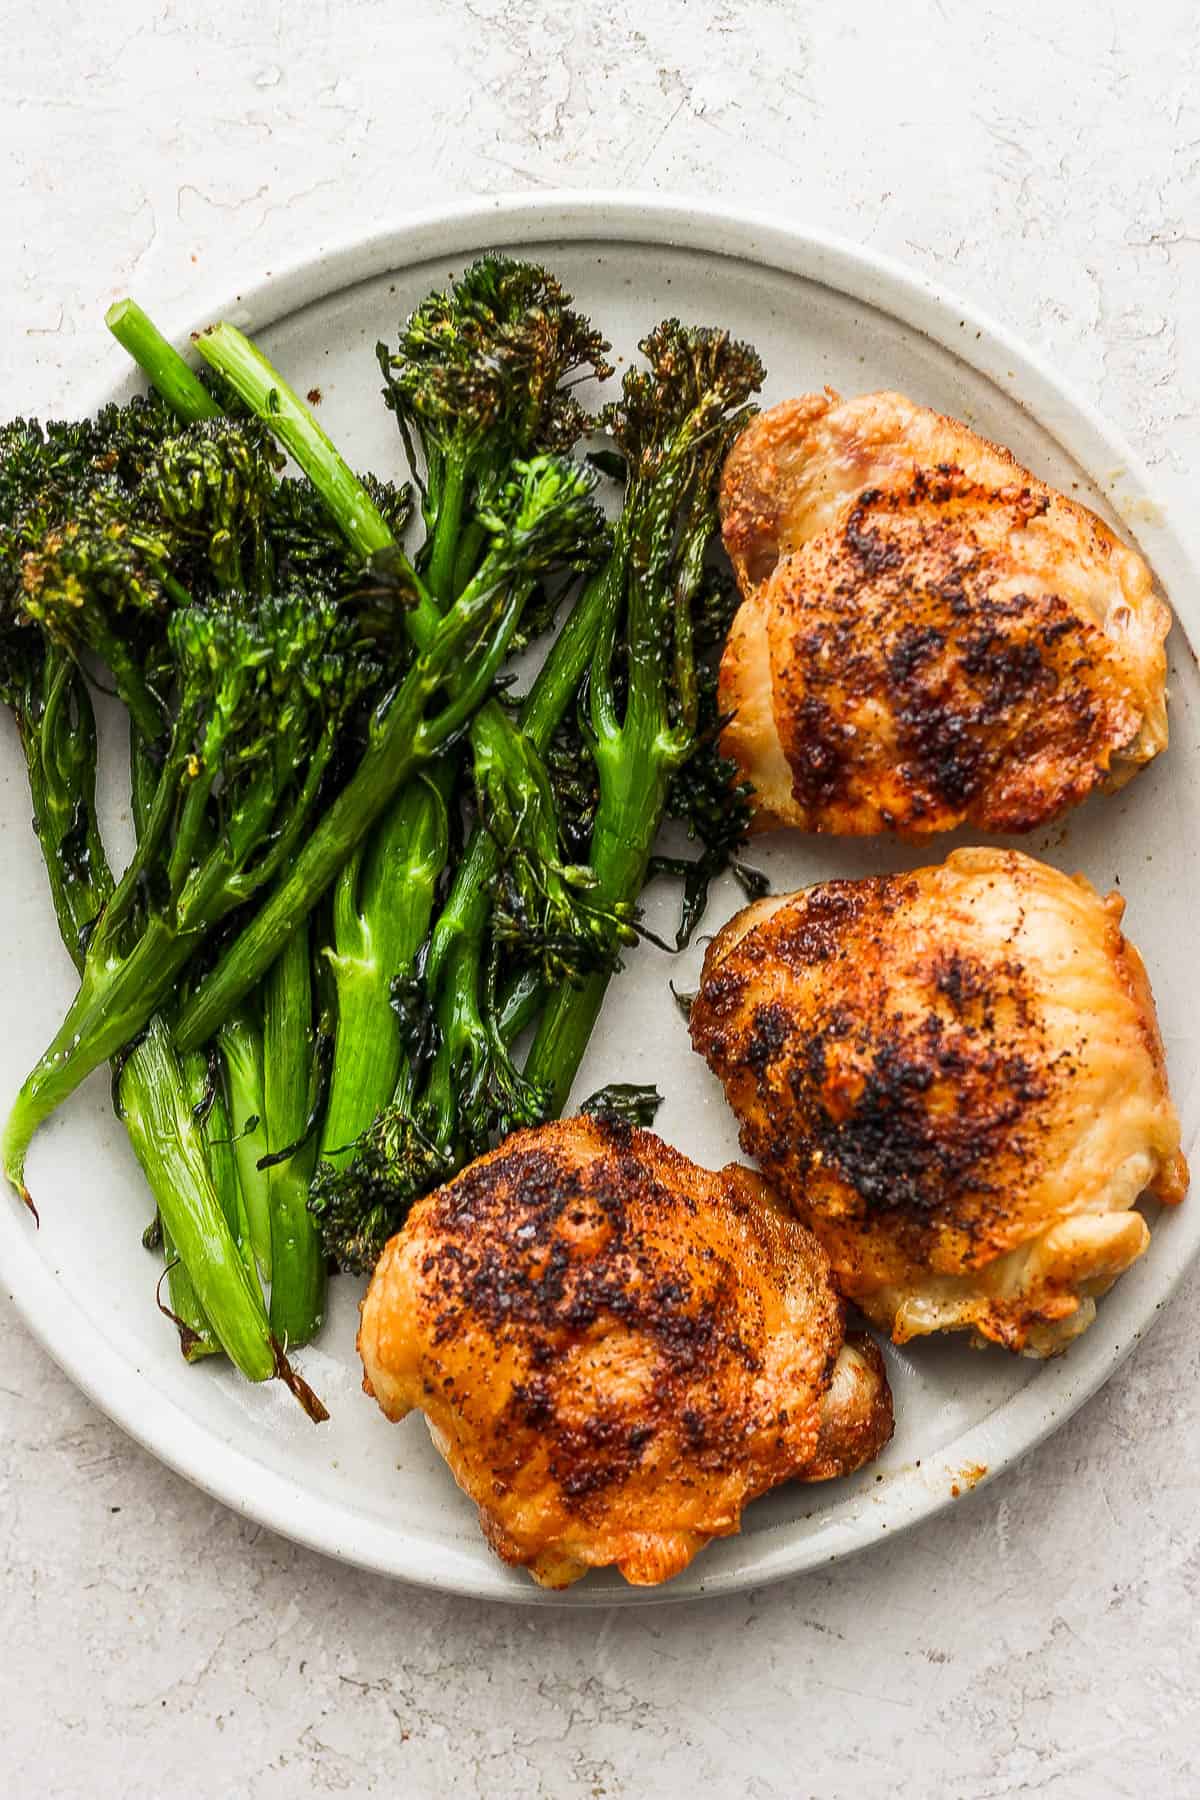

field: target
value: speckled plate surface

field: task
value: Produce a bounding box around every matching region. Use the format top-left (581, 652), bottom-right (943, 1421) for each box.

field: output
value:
top-left (1, 194), bottom-right (1196, 1603)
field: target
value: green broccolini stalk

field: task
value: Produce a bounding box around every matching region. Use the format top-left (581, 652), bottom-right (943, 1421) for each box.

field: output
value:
top-left (639, 563), bottom-right (766, 948)
top-left (106, 300), bottom-right (221, 425)
top-left (140, 1040), bottom-right (259, 1362)
top-left (261, 925), bottom-right (325, 1346)
top-left (156, 1044), bottom-right (260, 1361)
top-left (128, 721), bottom-right (234, 1353)
top-left (117, 1013), bottom-right (316, 1396)
top-left (523, 321), bottom-right (765, 1115)
top-left (318, 766), bottom-right (452, 1167)
top-left (186, 1048), bottom-right (259, 1288)
top-left (215, 1002), bottom-right (273, 1278)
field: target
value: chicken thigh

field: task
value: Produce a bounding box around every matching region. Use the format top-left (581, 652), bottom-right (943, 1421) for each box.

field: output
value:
top-left (358, 1117), bottom-right (893, 1588)
top-left (690, 848), bottom-right (1186, 1355)
top-left (717, 391), bottom-right (1171, 836)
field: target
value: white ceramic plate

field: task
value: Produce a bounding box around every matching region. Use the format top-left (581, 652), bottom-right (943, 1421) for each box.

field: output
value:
top-left (2, 195), bottom-right (1197, 1605)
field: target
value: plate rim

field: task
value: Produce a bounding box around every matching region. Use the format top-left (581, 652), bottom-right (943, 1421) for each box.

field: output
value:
top-left (4, 189), bottom-right (1196, 1606)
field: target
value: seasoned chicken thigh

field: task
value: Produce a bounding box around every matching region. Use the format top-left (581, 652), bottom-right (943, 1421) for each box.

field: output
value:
top-left (358, 1117), bottom-right (893, 1588)
top-left (690, 849), bottom-right (1186, 1355)
top-left (717, 391), bottom-right (1171, 836)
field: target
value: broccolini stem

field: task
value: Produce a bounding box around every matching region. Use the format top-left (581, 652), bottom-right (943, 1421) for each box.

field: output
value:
top-left (2, 916), bottom-right (203, 1196)
top-left (192, 323), bottom-right (415, 574)
top-left (166, 764), bottom-right (218, 904)
top-left (216, 1005), bottom-right (273, 1278)
top-left (319, 765), bottom-right (453, 1166)
top-left (66, 609), bottom-right (165, 745)
top-left (191, 322), bottom-right (462, 653)
top-left (26, 649), bottom-right (114, 957)
top-left (521, 795), bottom-right (667, 1117)
top-left (98, 732), bottom-right (195, 950)
top-left (159, 1220), bottom-right (221, 1362)
top-left (422, 939), bottom-right (484, 1147)
top-left (262, 924), bottom-right (325, 1347)
top-left (495, 967), bottom-right (543, 1043)
top-left (522, 555), bottom-right (624, 746)
top-left (451, 519), bottom-right (490, 600)
top-left (522, 479), bottom-right (717, 1116)
top-left (155, 1048), bottom-right (259, 1364)
top-left (189, 1050), bottom-right (260, 1290)
top-left (522, 587), bottom-right (681, 1115)
top-left (118, 1016), bottom-right (280, 1383)
top-left (427, 456), bottom-right (468, 603)
top-left (104, 300), bottom-right (221, 424)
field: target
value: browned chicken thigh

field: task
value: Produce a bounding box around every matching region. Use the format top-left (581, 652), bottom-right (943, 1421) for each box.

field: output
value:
top-left (358, 1117), bottom-right (893, 1588)
top-left (690, 849), bottom-right (1186, 1355)
top-left (717, 391), bottom-right (1171, 836)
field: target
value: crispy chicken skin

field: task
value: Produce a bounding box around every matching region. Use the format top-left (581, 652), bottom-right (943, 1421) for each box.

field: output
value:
top-left (358, 1117), bottom-right (893, 1588)
top-left (690, 849), bottom-right (1187, 1355)
top-left (718, 391), bottom-right (1171, 836)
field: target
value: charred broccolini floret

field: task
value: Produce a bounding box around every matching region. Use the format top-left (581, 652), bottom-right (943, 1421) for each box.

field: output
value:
top-left (0, 427), bottom-right (114, 955)
top-left (379, 254), bottom-right (612, 604)
top-left (2, 406), bottom-right (181, 743)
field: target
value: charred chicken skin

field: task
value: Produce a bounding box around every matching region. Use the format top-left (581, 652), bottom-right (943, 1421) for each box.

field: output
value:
top-left (718, 390), bottom-right (1171, 836)
top-left (358, 1117), bottom-right (893, 1588)
top-left (690, 849), bottom-right (1186, 1355)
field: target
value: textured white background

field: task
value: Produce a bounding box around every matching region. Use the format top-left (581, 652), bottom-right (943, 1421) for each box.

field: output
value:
top-left (3, 3), bottom-right (1200, 1795)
